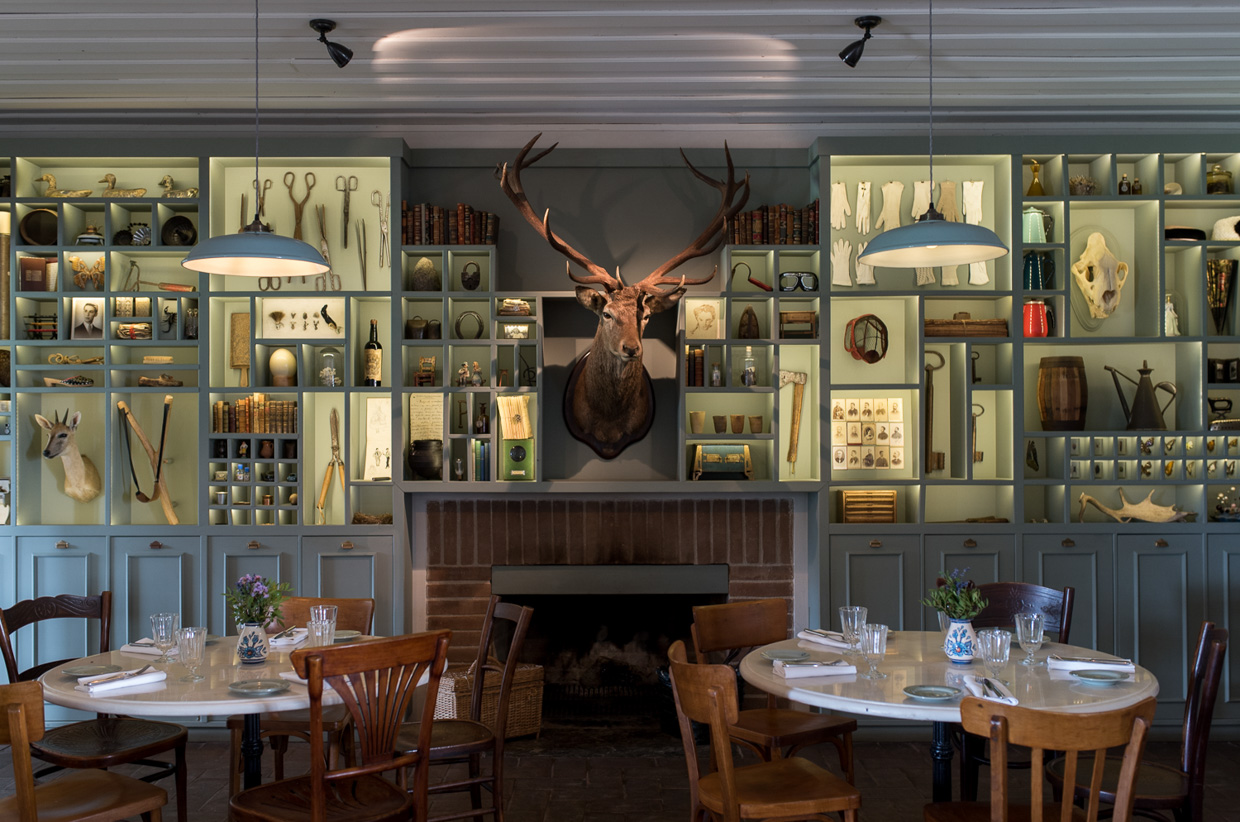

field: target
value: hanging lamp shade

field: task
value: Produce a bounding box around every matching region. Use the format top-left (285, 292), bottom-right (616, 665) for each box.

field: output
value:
top-left (181, 218), bottom-right (329, 277)
top-left (857, 206), bottom-right (1008, 269)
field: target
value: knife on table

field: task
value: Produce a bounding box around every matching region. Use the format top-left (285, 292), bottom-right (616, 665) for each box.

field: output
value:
top-left (1049, 655), bottom-right (1132, 666)
top-left (782, 660), bottom-right (851, 668)
top-left (271, 625), bottom-right (297, 640)
top-left (83, 664), bottom-right (153, 686)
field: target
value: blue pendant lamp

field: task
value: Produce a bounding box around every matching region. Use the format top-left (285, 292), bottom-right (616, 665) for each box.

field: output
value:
top-left (857, 0), bottom-right (1008, 269)
top-left (182, 0), bottom-right (328, 278)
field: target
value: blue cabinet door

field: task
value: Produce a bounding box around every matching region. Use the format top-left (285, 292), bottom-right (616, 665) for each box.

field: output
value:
top-left (1207, 534), bottom-right (1239, 722)
top-left (1022, 533), bottom-right (1115, 652)
top-left (829, 534), bottom-right (921, 631)
top-left (207, 536), bottom-right (298, 635)
top-left (923, 533), bottom-right (1015, 626)
top-left (301, 535), bottom-right (395, 635)
top-left (110, 536), bottom-right (204, 645)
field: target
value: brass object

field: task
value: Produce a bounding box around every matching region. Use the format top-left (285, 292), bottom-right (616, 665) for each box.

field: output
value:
top-left (971, 403), bottom-right (985, 463)
top-left (158, 175), bottom-right (198, 198)
top-left (98, 173), bottom-right (146, 197)
top-left (35, 173), bottom-right (92, 197)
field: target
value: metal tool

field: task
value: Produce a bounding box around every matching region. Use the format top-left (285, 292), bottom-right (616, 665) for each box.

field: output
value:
top-left (313, 205), bottom-right (341, 291)
top-left (284, 171), bottom-right (316, 241)
top-left (1049, 655), bottom-right (1132, 666)
top-left (253, 178), bottom-right (272, 216)
top-left (355, 219), bottom-right (368, 291)
top-left (971, 403), bottom-right (985, 463)
top-left (258, 277), bottom-right (281, 291)
top-left (924, 350), bottom-right (946, 472)
top-left (239, 193), bottom-right (247, 233)
top-left (315, 408), bottom-right (346, 525)
top-left (271, 625), bottom-right (297, 641)
top-left (336, 175), bottom-right (357, 246)
top-left (778, 369), bottom-right (808, 475)
top-left (371, 190), bottom-right (390, 269)
top-left (84, 664), bottom-right (153, 686)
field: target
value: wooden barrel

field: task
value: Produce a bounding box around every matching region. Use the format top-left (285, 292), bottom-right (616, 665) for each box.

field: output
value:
top-left (1038, 356), bottom-right (1088, 430)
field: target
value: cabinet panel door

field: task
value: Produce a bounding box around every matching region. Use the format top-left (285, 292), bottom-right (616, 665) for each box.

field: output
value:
top-left (829, 534), bottom-right (920, 630)
top-left (1022, 533), bottom-right (1115, 652)
top-left (301, 536), bottom-right (394, 635)
top-left (208, 536), bottom-right (298, 635)
top-left (1207, 534), bottom-right (1239, 720)
top-left (923, 533), bottom-right (1015, 624)
top-left (1117, 534), bottom-right (1205, 712)
top-left (110, 536), bottom-right (203, 645)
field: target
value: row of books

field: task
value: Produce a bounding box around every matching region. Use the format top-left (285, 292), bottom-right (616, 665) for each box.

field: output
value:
top-left (211, 394), bottom-right (298, 434)
top-left (473, 440), bottom-right (491, 481)
top-left (685, 347), bottom-right (707, 387)
top-left (728, 199), bottom-right (819, 246)
top-left (401, 201), bottom-right (500, 246)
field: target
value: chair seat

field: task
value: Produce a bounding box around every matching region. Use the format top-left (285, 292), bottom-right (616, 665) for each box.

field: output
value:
top-left (227, 705), bottom-right (352, 733)
top-left (731, 707), bottom-right (857, 749)
top-left (397, 718), bottom-right (493, 760)
top-left (699, 756), bottom-right (860, 818)
top-left (1045, 754), bottom-right (1190, 810)
top-left (0, 766), bottom-right (167, 822)
top-left (228, 775), bottom-right (412, 822)
top-left (33, 717), bottom-right (187, 766)
top-left (925, 801), bottom-right (1087, 822)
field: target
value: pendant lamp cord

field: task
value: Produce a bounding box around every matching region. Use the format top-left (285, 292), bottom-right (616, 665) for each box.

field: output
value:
top-left (927, 0), bottom-right (934, 194)
top-left (252, 0), bottom-right (261, 225)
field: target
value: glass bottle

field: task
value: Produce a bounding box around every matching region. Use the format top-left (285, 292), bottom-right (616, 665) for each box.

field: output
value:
top-left (316, 346), bottom-right (341, 387)
top-left (362, 319), bottom-right (382, 386)
top-left (1025, 159), bottom-right (1044, 196)
top-left (1208, 164), bottom-right (1233, 195)
top-left (474, 403), bottom-right (489, 434)
top-left (1131, 177), bottom-right (1143, 196)
top-left (710, 361), bottom-right (722, 387)
top-left (1117, 173), bottom-right (1131, 196)
top-left (741, 346), bottom-right (757, 387)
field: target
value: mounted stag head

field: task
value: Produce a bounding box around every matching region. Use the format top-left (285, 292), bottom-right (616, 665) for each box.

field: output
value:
top-left (34, 408), bottom-right (102, 503)
top-left (499, 134), bottom-right (749, 458)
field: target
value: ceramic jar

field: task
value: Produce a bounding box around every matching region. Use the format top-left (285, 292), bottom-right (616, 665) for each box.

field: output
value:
top-left (943, 618), bottom-right (977, 664)
top-left (236, 622), bottom-right (269, 664)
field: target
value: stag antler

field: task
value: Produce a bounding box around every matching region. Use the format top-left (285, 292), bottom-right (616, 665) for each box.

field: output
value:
top-left (640, 143), bottom-right (750, 291)
top-left (498, 133), bottom-right (621, 290)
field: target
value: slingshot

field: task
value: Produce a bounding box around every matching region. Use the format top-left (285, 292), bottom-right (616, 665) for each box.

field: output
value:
top-left (117, 395), bottom-right (178, 525)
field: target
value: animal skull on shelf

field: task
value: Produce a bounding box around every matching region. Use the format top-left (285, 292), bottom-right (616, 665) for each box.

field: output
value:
top-left (1071, 231), bottom-right (1129, 319)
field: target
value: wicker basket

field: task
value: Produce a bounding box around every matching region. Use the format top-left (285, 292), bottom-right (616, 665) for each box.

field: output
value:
top-left (434, 662), bottom-right (543, 739)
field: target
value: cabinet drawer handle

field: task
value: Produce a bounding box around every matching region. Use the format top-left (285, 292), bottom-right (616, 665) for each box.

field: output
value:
top-left (149, 540), bottom-right (164, 550)
top-left (55, 540), bottom-right (70, 550)
top-left (963, 538), bottom-right (977, 548)
top-left (1061, 538), bottom-right (1075, 548)
top-left (869, 540), bottom-right (882, 548)
top-left (341, 541), bottom-right (354, 551)
top-left (1155, 538), bottom-right (1169, 548)
top-left (247, 540), bottom-right (261, 551)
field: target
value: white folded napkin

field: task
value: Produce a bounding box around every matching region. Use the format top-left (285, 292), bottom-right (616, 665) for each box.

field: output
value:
top-left (120, 639), bottom-right (178, 657)
top-left (269, 628), bottom-right (309, 647)
top-left (795, 630), bottom-right (851, 651)
top-left (74, 668), bottom-right (168, 694)
top-left (1046, 655), bottom-right (1135, 674)
top-left (278, 670), bottom-right (336, 691)
top-left (963, 675), bottom-right (1018, 705)
top-left (773, 659), bottom-right (857, 679)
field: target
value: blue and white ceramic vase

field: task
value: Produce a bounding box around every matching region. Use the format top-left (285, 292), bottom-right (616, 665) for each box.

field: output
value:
top-left (237, 622), bottom-right (269, 664)
top-left (943, 618), bottom-right (977, 664)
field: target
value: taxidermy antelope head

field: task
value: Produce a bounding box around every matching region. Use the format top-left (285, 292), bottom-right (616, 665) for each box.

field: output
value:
top-left (35, 409), bottom-right (102, 503)
top-left (499, 133), bottom-right (749, 458)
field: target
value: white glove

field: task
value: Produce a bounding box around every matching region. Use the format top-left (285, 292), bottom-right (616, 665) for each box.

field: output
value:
top-left (873, 181), bottom-right (904, 233)
top-left (855, 241), bottom-right (876, 285)
top-left (938, 181), bottom-right (960, 222)
top-left (969, 261), bottom-right (990, 285)
top-left (912, 180), bottom-right (933, 222)
top-left (855, 181), bottom-right (872, 235)
top-left (831, 239), bottom-right (853, 286)
top-left (830, 181), bottom-right (852, 230)
top-left (915, 267), bottom-right (936, 286)
top-left (941, 265), bottom-right (960, 286)
top-left (963, 180), bottom-right (985, 226)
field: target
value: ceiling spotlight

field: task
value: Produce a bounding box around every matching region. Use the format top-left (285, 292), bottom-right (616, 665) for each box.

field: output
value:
top-left (839, 16), bottom-right (882, 68)
top-left (310, 19), bottom-right (353, 68)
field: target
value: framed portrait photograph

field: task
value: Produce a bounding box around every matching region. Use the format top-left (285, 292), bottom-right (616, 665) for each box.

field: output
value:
top-left (70, 297), bottom-right (105, 340)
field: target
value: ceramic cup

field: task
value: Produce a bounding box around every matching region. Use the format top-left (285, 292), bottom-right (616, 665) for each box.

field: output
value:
top-left (689, 411), bottom-right (705, 434)
top-left (713, 415), bottom-right (727, 433)
top-left (215, 491), bottom-right (227, 505)
top-left (748, 415), bottom-right (763, 433)
top-left (730, 414), bottom-right (745, 434)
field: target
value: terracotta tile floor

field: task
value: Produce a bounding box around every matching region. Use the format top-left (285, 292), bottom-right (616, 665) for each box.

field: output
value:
top-left (3, 720), bottom-right (1238, 821)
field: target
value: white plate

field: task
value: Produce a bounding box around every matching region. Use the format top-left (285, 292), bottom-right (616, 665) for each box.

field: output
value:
top-left (1070, 669), bottom-right (1127, 686)
top-left (229, 679), bottom-right (291, 697)
top-left (903, 684), bottom-right (962, 701)
top-left (761, 649), bottom-right (810, 662)
top-left (332, 630), bottom-right (362, 642)
top-left (63, 664), bottom-right (122, 678)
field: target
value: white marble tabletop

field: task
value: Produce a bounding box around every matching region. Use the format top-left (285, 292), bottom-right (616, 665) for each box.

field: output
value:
top-left (739, 631), bottom-right (1159, 722)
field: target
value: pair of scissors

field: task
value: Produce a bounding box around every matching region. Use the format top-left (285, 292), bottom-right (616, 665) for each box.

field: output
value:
top-left (284, 171), bottom-right (316, 241)
top-left (315, 408), bottom-right (346, 525)
top-left (313, 204), bottom-right (341, 291)
top-left (253, 178), bottom-right (272, 216)
top-left (336, 175), bottom-right (358, 247)
top-left (371, 190), bottom-right (390, 269)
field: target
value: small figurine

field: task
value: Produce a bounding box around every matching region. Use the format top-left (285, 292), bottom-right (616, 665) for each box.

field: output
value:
top-left (158, 175), bottom-right (199, 198)
top-left (457, 362), bottom-right (470, 387)
top-left (1164, 293), bottom-right (1181, 337)
top-left (36, 173), bottom-right (92, 198)
top-left (98, 173), bottom-right (146, 198)
top-left (471, 362), bottom-right (483, 386)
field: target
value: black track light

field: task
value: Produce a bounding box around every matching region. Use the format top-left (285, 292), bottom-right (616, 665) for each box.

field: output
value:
top-left (309, 19), bottom-right (353, 68)
top-left (839, 16), bottom-right (882, 68)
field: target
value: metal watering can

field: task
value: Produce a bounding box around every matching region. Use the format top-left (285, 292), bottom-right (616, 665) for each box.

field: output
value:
top-left (1104, 360), bottom-right (1176, 430)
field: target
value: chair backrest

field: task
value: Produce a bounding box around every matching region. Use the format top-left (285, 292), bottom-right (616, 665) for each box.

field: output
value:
top-left (691, 598), bottom-right (788, 663)
top-left (1181, 622), bottom-right (1228, 811)
top-left (0, 592), bottom-right (112, 683)
top-left (960, 696), bottom-right (1155, 822)
top-left (668, 641), bottom-right (745, 822)
top-left (466, 595), bottom-right (534, 740)
top-left (2, 681), bottom-right (48, 822)
top-left (279, 596), bottom-right (375, 634)
top-left (292, 630), bottom-right (450, 822)
top-left (970, 582), bottom-right (1074, 644)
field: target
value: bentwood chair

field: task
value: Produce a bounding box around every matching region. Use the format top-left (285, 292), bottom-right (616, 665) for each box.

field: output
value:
top-left (1, 680), bottom-right (169, 822)
top-left (668, 640), bottom-right (862, 822)
top-left (0, 592), bottom-right (188, 822)
top-left (395, 594), bottom-right (534, 822)
top-left (925, 696), bottom-right (1155, 822)
top-left (691, 598), bottom-right (857, 782)
top-left (228, 629), bottom-right (450, 822)
top-left (1047, 622), bottom-right (1228, 822)
top-left (227, 596), bottom-right (376, 795)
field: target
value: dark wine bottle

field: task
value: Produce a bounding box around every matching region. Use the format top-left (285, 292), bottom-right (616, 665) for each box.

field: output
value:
top-left (363, 319), bottom-right (382, 386)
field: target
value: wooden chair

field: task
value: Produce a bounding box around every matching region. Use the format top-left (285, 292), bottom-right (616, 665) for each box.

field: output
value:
top-left (229, 629), bottom-right (450, 822)
top-left (227, 596), bottom-right (376, 795)
top-left (691, 598), bottom-right (857, 781)
top-left (0, 681), bottom-right (169, 822)
top-left (0, 592), bottom-right (188, 822)
top-left (395, 594), bottom-right (534, 821)
top-left (925, 696), bottom-right (1155, 822)
top-left (668, 640), bottom-right (862, 822)
top-left (1046, 622), bottom-right (1228, 822)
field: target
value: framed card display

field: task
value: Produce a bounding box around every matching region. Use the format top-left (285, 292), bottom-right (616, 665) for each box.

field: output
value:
top-left (260, 297), bottom-right (345, 339)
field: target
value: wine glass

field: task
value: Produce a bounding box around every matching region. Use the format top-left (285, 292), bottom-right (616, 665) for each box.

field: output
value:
top-left (838, 606), bottom-right (867, 656)
top-left (177, 626), bottom-right (207, 682)
top-left (977, 628), bottom-right (1012, 683)
top-left (859, 622), bottom-right (888, 679)
top-left (1015, 612), bottom-right (1045, 666)
top-left (150, 612), bottom-right (180, 664)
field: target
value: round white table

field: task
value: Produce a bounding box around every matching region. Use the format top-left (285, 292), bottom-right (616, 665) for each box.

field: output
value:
top-left (739, 631), bottom-right (1159, 801)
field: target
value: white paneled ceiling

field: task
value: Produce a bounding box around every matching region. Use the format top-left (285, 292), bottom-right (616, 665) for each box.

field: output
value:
top-left (1, 1), bottom-right (1239, 147)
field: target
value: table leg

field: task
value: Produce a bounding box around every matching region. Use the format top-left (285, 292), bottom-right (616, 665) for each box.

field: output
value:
top-left (931, 720), bottom-right (954, 802)
top-left (242, 712), bottom-right (264, 790)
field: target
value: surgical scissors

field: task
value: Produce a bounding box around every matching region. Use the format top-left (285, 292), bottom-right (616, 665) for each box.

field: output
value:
top-left (314, 204), bottom-right (341, 291)
top-left (284, 171), bottom-right (316, 241)
top-left (336, 174), bottom-right (357, 247)
top-left (371, 190), bottom-right (390, 269)
top-left (252, 178), bottom-right (272, 216)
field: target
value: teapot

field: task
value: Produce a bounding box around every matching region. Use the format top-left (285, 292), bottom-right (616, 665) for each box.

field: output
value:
top-left (1104, 360), bottom-right (1176, 430)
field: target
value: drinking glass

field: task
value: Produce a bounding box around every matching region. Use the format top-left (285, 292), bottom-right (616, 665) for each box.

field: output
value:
top-left (859, 622), bottom-right (888, 679)
top-left (838, 605), bottom-right (867, 656)
top-left (1015, 612), bottom-right (1045, 666)
top-left (150, 613), bottom-right (179, 664)
top-left (176, 626), bottom-right (207, 682)
top-left (977, 628), bottom-right (1012, 683)
top-left (309, 604), bottom-right (338, 626)
top-left (307, 620), bottom-right (335, 646)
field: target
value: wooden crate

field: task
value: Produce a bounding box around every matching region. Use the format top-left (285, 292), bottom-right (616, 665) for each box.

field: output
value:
top-left (840, 490), bottom-right (897, 523)
top-left (924, 312), bottom-right (1008, 337)
top-left (434, 662), bottom-right (543, 738)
